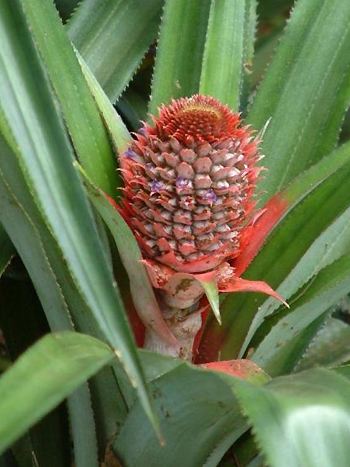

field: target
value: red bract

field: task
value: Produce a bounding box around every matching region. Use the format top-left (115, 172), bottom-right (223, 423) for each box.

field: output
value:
top-left (201, 359), bottom-right (268, 382)
top-left (118, 95), bottom-right (287, 360)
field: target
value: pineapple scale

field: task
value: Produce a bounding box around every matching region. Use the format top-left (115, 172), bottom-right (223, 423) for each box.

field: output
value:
top-left (121, 132), bottom-right (257, 272)
top-left (119, 95), bottom-right (260, 274)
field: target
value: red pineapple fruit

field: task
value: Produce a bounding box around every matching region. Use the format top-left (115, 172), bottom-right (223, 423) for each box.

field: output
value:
top-left (119, 95), bottom-right (286, 360)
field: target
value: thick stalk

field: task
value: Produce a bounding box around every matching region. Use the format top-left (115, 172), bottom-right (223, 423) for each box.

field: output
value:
top-left (144, 305), bottom-right (202, 361)
top-left (144, 285), bottom-right (205, 361)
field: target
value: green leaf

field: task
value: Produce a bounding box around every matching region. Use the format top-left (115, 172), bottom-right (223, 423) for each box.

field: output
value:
top-left (0, 277), bottom-right (73, 467)
top-left (19, 0), bottom-right (118, 197)
top-left (252, 255), bottom-right (350, 375)
top-left (251, 28), bottom-right (281, 90)
top-left (240, 0), bottom-right (257, 110)
top-left (67, 0), bottom-right (163, 103)
top-left (207, 143), bottom-right (350, 360)
top-left (197, 276), bottom-right (221, 325)
top-left (234, 369), bottom-right (350, 467)
top-left (243, 0), bottom-right (257, 68)
top-left (245, 456), bottom-right (264, 467)
top-left (0, 0), bottom-right (156, 432)
top-left (199, 0), bottom-right (246, 110)
top-left (0, 137), bottom-right (127, 460)
top-left (254, 313), bottom-right (330, 378)
top-left (239, 205), bottom-right (350, 358)
top-left (116, 354), bottom-right (350, 467)
top-left (0, 158), bottom-right (100, 467)
top-left (114, 358), bottom-right (247, 467)
top-left (297, 317), bottom-right (350, 371)
top-left (281, 141), bottom-right (350, 206)
top-left (334, 365), bottom-right (350, 381)
top-left (140, 350), bottom-right (183, 383)
top-left (78, 166), bottom-right (176, 346)
top-left (67, 386), bottom-right (98, 467)
top-left (0, 226), bottom-right (13, 277)
top-left (76, 51), bottom-right (132, 155)
top-left (117, 89), bottom-right (148, 131)
top-left (0, 133), bottom-right (127, 449)
top-left (0, 332), bottom-right (114, 455)
top-left (249, 0), bottom-right (350, 204)
top-left (149, 0), bottom-right (211, 115)
top-left (0, 139), bottom-right (73, 332)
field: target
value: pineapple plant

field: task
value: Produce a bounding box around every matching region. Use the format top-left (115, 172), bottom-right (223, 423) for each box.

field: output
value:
top-left (119, 94), bottom-right (285, 359)
top-left (0, 0), bottom-right (350, 466)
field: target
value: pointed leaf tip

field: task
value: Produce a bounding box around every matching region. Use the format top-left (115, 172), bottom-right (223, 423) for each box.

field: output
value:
top-left (220, 276), bottom-right (288, 308)
top-left (201, 359), bottom-right (269, 384)
top-left (195, 273), bottom-right (221, 325)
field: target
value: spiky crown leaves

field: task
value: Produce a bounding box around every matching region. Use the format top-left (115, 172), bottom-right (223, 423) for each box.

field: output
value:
top-left (156, 95), bottom-right (240, 143)
top-left (119, 95), bottom-right (261, 274)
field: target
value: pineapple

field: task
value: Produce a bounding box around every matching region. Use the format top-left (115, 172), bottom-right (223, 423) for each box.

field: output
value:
top-left (119, 95), bottom-right (285, 359)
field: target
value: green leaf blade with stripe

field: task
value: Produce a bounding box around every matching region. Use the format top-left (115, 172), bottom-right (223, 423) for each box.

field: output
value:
top-left (20, 0), bottom-right (118, 197)
top-left (0, 0), bottom-right (158, 433)
top-left (200, 0), bottom-right (246, 111)
top-left (234, 369), bottom-right (350, 467)
top-left (251, 254), bottom-right (350, 375)
top-left (67, 0), bottom-right (163, 103)
top-left (149, 0), bottom-right (211, 115)
top-left (0, 332), bottom-right (114, 455)
top-left (249, 0), bottom-right (350, 204)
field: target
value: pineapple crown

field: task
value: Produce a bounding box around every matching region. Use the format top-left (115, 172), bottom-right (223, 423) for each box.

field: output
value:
top-left (119, 95), bottom-right (261, 274)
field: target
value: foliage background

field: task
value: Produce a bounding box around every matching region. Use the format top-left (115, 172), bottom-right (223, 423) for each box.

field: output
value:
top-left (0, 0), bottom-right (350, 466)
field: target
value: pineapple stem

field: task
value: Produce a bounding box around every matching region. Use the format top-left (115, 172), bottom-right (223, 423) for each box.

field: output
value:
top-left (144, 301), bottom-right (203, 361)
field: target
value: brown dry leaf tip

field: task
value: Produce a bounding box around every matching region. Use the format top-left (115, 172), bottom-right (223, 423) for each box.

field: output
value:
top-left (119, 94), bottom-right (261, 276)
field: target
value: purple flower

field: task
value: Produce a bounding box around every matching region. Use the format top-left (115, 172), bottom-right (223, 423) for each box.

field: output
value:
top-left (138, 126), bottom-right (147, 136)
top-left (124, 148), bottom-right (138, 159)
top-left (150, 179), bottom-right (164, 194)
top-left (176, 177), bottom-right (190, 188)
top-left (204, 189), bottom-right (217, 203)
